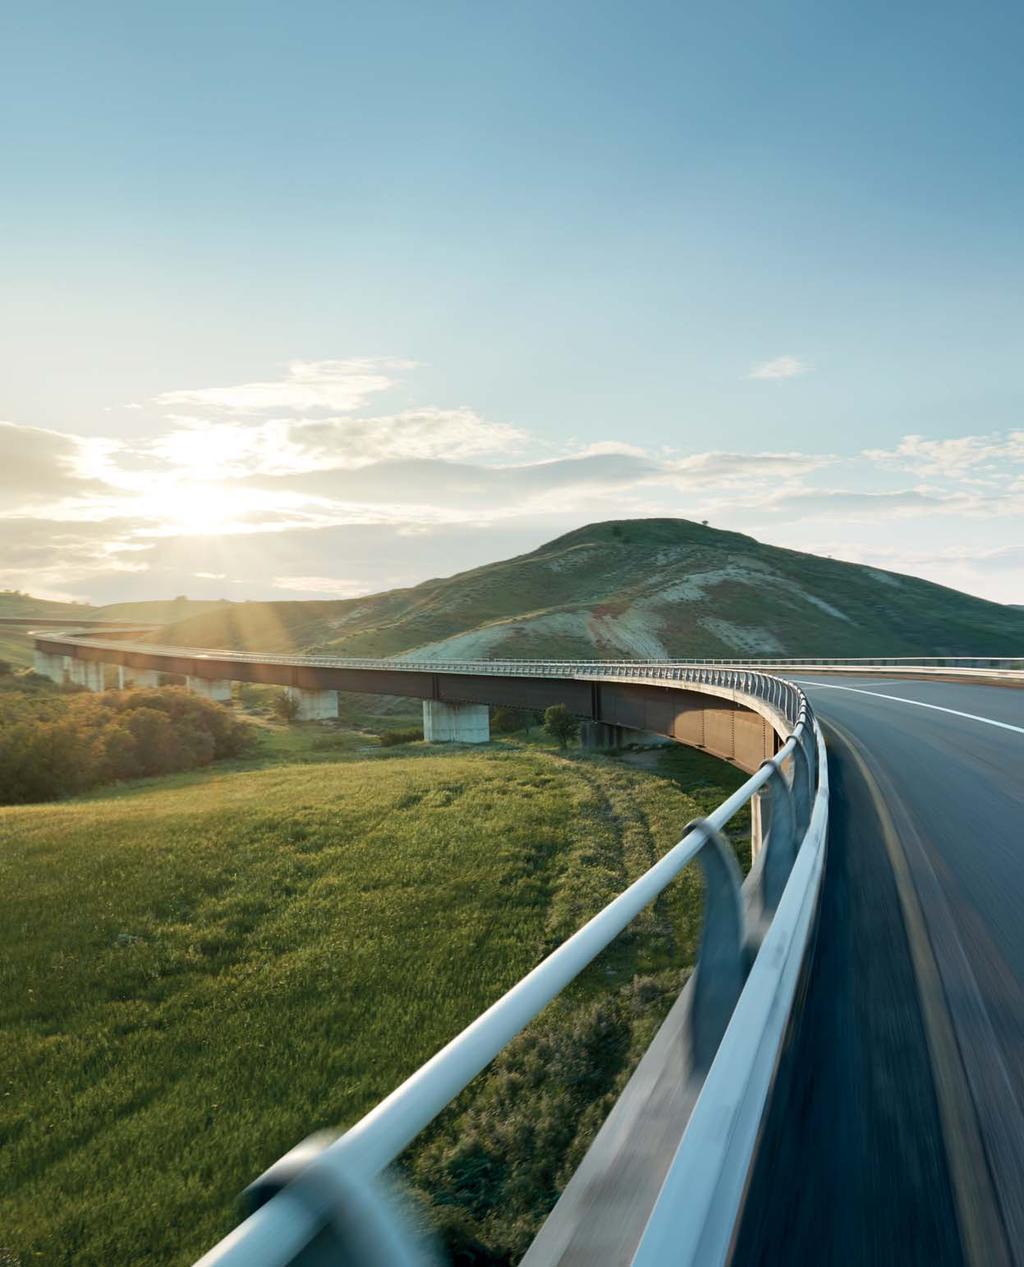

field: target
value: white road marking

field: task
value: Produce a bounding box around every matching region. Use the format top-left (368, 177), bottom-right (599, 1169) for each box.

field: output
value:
top-left (792, 680), bottom-right (1024, 736)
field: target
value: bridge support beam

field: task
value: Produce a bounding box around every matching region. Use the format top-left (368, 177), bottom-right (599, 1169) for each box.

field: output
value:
top-left (118, 666), bottom-right (160, 689)
top-left (423, 700), bottom-right (490, 744)
top-left (187, 676), bottom-right (232, 703)
top-left (581, 721), bottom-right (625, 750)
top-left (70, 658), bottom-right (105, 691)
top-left (285, 687), bottom-right (339, 720)
top-left (33, 650), bottom-right (66, 684)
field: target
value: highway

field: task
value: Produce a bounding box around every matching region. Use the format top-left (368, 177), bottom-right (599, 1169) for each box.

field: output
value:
top-left (737, 676), bottom-right (1024, 1266)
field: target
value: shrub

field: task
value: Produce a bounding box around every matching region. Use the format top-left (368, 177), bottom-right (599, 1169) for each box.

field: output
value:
top-left (272, 690), bottom-right (301, 722)
top-left (379, 726), bottom-right (423, 747)
top-left (0, 686), bottom-right (253, 805)
top-left (543, 704), bottom-right (580, 749)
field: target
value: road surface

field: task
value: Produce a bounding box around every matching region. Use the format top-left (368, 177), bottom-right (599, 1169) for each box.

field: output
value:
top-left (735, 676), bottom-right (1024, 1266)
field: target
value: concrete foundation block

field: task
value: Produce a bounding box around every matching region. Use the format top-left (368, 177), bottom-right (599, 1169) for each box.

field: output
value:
top-left (33, 650), bottom-right (66, 684)
top-left (285, 687), bottom-right (339, 720)
top-left (581, 721), bottom-right (626, 751)
top-left (423, 700), bottom-right (490, 744)
top-left (69, 659), bottom-right (105, 691)
top-left (118, 666), bottom-right (161, 689)
top-left (187, 676), bottom-right (232, 702)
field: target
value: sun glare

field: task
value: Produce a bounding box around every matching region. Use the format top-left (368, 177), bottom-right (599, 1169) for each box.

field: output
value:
top-left (141, 480), bottom-right (265, 536)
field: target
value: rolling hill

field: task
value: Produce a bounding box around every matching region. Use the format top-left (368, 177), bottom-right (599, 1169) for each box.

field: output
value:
top-left (0, 594), bottom-right (230, 666)
top-left (154, 518), bottom-right (1024, 659)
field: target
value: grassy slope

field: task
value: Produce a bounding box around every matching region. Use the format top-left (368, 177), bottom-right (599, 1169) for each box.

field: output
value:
top-left (0, 738), bottom-right (737, 1266)
top-left (0, 596), bottom-right (231, 667)
top-left (155, 518), bottom-right (1024, 659)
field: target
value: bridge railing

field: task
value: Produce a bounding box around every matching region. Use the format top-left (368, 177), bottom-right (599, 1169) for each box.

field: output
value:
top-left (192, 666), bottom-right (828, 1267)
top-left (36, 633), bottom-right (1024, 682)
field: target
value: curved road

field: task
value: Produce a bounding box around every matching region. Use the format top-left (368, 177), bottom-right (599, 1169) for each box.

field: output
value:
top-left (737, 676), bottom-right (1024, 1266)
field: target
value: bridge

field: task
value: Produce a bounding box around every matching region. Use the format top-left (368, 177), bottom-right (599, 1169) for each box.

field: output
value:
top-left (27, 630), bottom-right (1024, 1265)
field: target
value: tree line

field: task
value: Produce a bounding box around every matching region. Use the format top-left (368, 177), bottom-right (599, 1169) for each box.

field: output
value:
top-left (0, 682), bottom-right (252, 805)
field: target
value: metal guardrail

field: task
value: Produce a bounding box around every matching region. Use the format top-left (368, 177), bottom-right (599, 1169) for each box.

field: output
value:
top-left (173, 664), bottom-right (828, 1267)
top-left (35, 635), bottom-right (1024, 681)
top-left (37, 637), bottom-right (808, 720)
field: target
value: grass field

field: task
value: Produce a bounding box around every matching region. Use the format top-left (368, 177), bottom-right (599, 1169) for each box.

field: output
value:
top-left (0, 736), bottom-right (743, 1266)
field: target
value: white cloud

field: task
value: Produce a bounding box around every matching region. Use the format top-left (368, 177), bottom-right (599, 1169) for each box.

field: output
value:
top-left (273, 575), bottom-right (374, 597)
top-left (285, 407), bottom-right (527, 468)
top-left (748, 355), bottom-right (811, 381)
top-left (864, 430), bottom-right (1024, 479)
top-left (151, 358), bottom-right (414, 416)
top-left (2, 362), bottom-right (1022, 607)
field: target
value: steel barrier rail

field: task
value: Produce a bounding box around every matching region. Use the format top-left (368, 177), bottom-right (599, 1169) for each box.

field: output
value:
top-left (188, 668), bottom-right (825, 1267)
top-left (35, 634), bottom-right (1023, 681)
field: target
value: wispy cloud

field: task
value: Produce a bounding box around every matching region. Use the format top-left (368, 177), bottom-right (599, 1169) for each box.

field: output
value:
top-left (151, 358), bottom-right (415, 416)
top-left (273, 575), bottom-right (374, 597)
top-left (749, 355), bottom-right (811, 381)
top-left (2, 364), bottom-right (1022, 606)
top-left (864, 430), bottom-right (1024, 479)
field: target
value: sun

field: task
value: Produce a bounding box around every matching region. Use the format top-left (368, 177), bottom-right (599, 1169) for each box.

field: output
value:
top-left (142, 479), bottom-right (264, 536)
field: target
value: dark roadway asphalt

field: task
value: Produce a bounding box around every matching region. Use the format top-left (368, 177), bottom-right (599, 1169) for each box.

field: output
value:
top-left (734, 677), bottom-right (1024, 1267)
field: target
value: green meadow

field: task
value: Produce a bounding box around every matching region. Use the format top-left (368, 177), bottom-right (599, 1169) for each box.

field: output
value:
top-left (0, 734), bottom-right (742, 1265)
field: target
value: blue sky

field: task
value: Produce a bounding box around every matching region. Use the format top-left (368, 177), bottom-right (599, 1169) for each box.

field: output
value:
top-left (2, 1), bottom-right (1022, 605)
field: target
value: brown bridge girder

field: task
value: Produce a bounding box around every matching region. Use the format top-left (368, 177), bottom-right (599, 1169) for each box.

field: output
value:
top-left (36, 639), bottom-right (780, 773)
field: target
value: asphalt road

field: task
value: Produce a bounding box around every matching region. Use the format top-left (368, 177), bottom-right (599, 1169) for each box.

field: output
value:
top-left (734, 676), bottom-right (1024, 1266)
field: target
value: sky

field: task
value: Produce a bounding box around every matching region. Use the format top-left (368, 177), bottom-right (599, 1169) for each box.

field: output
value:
top-left (2, 0), bottom-right (1023, 607)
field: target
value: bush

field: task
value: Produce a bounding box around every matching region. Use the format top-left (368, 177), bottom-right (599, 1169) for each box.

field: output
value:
top-left (379, 726), bottom-right (423, 747)
top-left (490, 707), bottom-right (523, 734)
top-left (272, 690), bottom-right (300, 722)
top-left (0, 686), bottom-right (253, 805)
top-left (543, 704), bottom-right (580, 749)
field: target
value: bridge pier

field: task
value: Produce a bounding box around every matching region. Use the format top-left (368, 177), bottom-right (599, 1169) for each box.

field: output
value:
top-left (186, 676), bottom-right (232, 703)
top-left (69, 659), bottom-right (104, 691)
top-left (581, 721), bottom-right (625, 750)
top-left (32, 650), bottom-right (66, 684)
top-left (118, 666), bottom-right (160, 689)
top-left (285, 687), bottom-right (339, 720)
top-left (423, 700), bottom-right (490, 743)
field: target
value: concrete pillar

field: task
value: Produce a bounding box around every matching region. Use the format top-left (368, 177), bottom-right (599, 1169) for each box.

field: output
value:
top-left (118, 666), bottom-right (160, 689)
top-left (186, 676), bottom-right (232, 702)
top-left (422, 700), bottom-right (490, 744)
top-left (33, 650), bottom-right (66, 684)
top-left (581, 721), bottom-right (625, 751)
top-left (285, 687), bottom-right (339, 720)
top-left (69, 658), bottom-right (105, 692)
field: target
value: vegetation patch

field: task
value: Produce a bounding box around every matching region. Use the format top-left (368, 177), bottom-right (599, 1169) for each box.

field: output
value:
top-left (0, 682), bottom-right (252, 805)
top-left (0, 742), bottom-right (742, 1265)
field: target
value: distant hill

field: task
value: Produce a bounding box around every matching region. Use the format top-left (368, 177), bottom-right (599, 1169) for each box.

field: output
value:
top-left (95, 598), bottom-right (230, 624)
top-left (0, 594), bottom-right (230, 666)
top-left (156, 518), bottom-right (1024, 659)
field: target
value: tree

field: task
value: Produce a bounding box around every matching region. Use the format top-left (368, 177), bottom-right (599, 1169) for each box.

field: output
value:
top-left (273, 690), bottom-right (300, 723)
top-left (543, 704), bottom-right (579, 749)
top-left (491, 707), bottom-right (523, 734)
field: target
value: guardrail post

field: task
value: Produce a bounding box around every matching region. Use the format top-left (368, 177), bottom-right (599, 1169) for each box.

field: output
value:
top-left (685, 819), bottom-right (747, 1072)
top-left (241, 1133), bottom-right (435, 1266)
top-left (789, 726), bottom-right (813, 834)
top-left (757, 760), bottom-right (797, 913)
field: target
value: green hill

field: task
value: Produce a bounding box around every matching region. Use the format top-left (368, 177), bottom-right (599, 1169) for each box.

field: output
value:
top-left (0, 595), bottom-right (230, 666)
top-left (0, 740), bottom-right (732, 1265)
top-left (156, 518), bottom-right (1024, 659)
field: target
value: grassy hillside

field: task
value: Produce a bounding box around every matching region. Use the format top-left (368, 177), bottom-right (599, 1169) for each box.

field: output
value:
top-left (0, 595), bottom-right (230, 667)
top-left (0, 739), bottom-right (736, 1266)
top-left (0, 594), bottom-right (97, 665)
top-left (156, 518), bottom-right (1024, 659)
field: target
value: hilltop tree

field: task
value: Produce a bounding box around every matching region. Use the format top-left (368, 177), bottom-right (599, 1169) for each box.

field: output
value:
top-left (543, 704), bottom-right (579, 750)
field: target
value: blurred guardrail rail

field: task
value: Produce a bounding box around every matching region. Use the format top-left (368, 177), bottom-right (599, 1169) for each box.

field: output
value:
top-left (130, 660), bottom-right (828, 1267)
